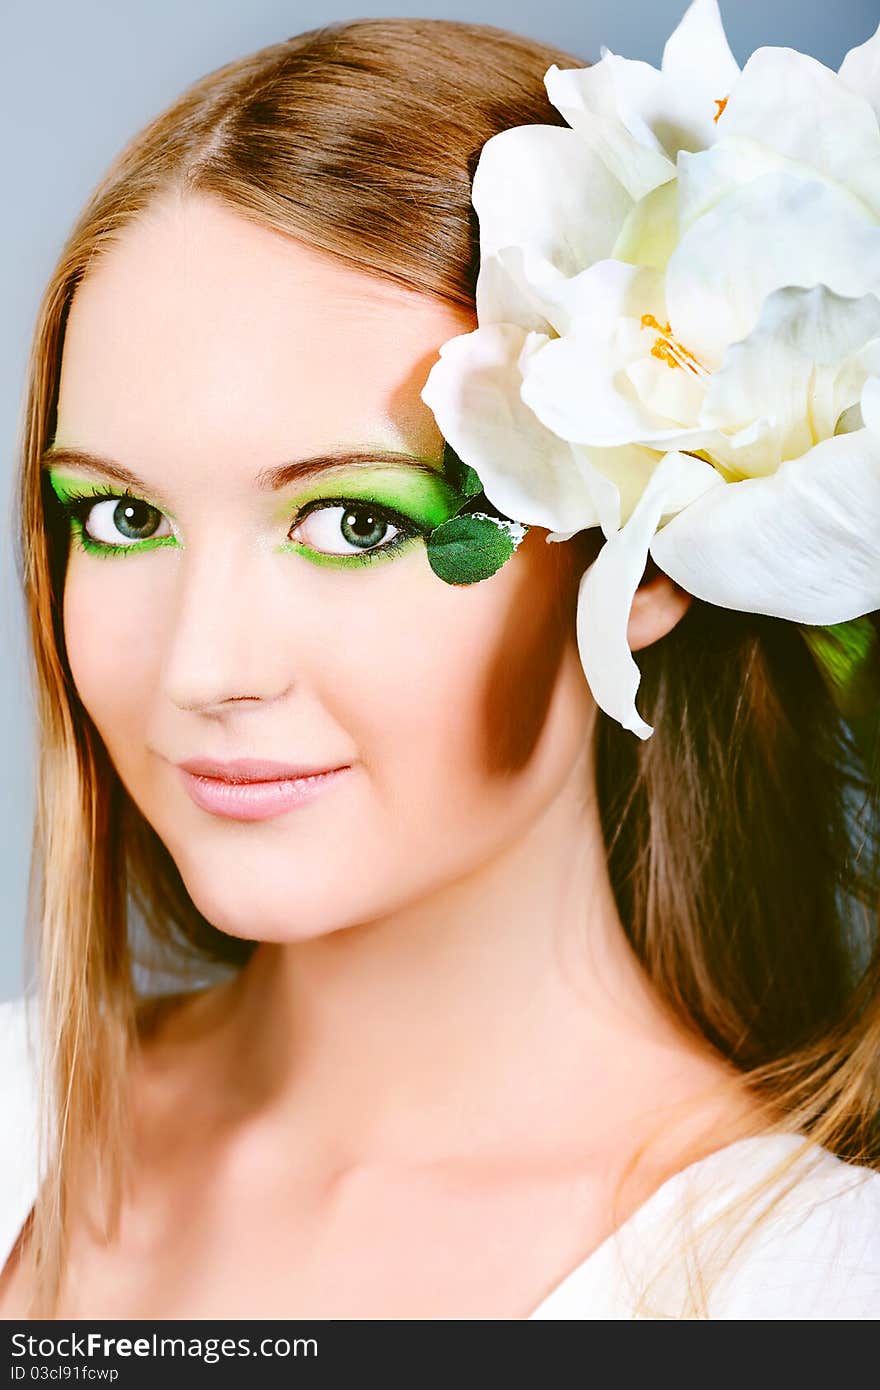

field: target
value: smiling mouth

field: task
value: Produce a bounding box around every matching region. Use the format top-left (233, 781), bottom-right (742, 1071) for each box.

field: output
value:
top-left (176, 763), bottom-right (353, 822)
top-left (177, 755), bottom-right (350, 782)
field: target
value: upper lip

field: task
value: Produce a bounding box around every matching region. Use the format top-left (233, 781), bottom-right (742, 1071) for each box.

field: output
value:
top-left (177, 756), bottom-right (350, 783)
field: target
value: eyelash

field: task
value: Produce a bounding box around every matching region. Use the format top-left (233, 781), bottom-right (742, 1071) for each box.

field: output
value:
top-left (51, 484), bottom-right (425, 564)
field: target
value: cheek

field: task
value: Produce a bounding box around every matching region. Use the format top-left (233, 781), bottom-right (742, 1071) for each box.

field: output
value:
top-left (317, 538), bottom-right (587, 822)
top-left (62, 561), bottom-right (165, 752)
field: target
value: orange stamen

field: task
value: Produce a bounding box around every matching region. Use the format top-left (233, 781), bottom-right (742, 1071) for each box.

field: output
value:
top-left (713, 96), bottom-right (728, 123)
top-left (640, 313), bottom-right (708, 377)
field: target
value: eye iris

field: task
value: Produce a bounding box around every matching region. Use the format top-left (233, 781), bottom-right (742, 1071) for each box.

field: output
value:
top-left (113, 499), bottom-right (160, 541)
top-left (340, 506), bottom-right (388, 549)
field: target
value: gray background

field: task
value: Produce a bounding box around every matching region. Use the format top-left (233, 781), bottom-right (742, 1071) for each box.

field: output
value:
top-left (1, 0), bottom-right (876, 1000)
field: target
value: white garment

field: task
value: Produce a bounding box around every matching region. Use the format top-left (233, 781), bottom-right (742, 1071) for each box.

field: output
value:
top-left (2, 992), bottom-right (879, 1319)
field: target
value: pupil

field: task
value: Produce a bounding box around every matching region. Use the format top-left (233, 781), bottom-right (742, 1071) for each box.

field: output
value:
top-left (341, 507), bottom-right (387, 549)
top-left (114, 499), bottom-right (159, 540)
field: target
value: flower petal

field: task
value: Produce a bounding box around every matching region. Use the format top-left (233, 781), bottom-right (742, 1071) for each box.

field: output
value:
top-left (649, 429), bottom-right (880, 623)
top-left (420, 322), bottom-right (608, 533)
top-left (478, 244), bottom-right (613, 339)
top-left (576, 450), bottom-right (723, 740)
top-left (677, 140), bottom-right (803, 234)
top-left (719, 46), bottom-right (880, 218)
top-left (475, 250), bottom-right (557, 335)
top-left (611, 178), bottom-right (680, 272)
top-left (519, 260), bottom-right (721, 450)
top-left (545, 0), bottom-right (738, 173)
top-left (699, 285), bottom-right (880, 477)
top-left (543, 62), bottom-right (675, 201)
top-left (471, 124), bottom-right (632, 280)
top-left (838, 19), bottom-right (880, 122)
top-left (661, 0), bottom-right (739, 96)
top-left (863, 374), bottom-right (880, 436)
top-left (666, 171), bottom-right (880, 367)
top-left (624, 353), bottom-right (708, 431)
top-left (578, 443), bottom-right (661, 534)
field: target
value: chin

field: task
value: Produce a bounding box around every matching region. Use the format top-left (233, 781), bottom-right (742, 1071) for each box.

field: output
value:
top-left (176, 857), bottom-right (385, 944)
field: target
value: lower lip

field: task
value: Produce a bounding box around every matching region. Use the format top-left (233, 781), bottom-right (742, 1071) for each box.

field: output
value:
top-left (177, 766), bottom-right (351, 821)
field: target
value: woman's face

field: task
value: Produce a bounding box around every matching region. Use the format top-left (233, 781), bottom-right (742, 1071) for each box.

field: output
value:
top-left (50, 191), bottom-right (594, 940)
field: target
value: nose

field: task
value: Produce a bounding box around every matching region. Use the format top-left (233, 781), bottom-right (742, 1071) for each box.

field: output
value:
top-left (160, 541), bottom-right (295, 713)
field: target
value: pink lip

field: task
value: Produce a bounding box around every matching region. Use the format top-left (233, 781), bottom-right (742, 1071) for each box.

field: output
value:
top-left (175, 758), bottom-right (352, 822)
top-left (178, 756), bottom-right (347, 782)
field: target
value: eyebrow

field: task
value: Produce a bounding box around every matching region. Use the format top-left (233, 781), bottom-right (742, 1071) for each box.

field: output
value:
top-left (40, 445), bottom-right (446, 504)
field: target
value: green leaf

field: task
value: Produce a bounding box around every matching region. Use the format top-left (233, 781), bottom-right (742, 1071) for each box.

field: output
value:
top-left (458, 464), bottom-right (484, 500)
top-left (441, 441), bottom-right (483, 501)
top-left (426, 512), bottom-right (528, 585)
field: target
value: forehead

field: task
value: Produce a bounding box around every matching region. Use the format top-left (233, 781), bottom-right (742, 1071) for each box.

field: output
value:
top-left (55, 191), bottom-right (475, 483)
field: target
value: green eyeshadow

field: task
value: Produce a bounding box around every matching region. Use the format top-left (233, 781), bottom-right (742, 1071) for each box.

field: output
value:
top-left (45, 469), bottom-right (177, 518)
top-left (274, 465), bottom-right (465, 568)
top-left (272, 466), bottom-right (463, 531)
top-left (45, 462), bottom-right (470, 569)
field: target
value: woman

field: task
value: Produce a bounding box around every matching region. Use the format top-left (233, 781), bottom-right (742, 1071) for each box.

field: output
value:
top-left (1, 12), bottom-right (879, 1319)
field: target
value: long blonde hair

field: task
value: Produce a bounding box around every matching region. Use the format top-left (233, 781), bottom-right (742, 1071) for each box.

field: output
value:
top-left (12, 17), bottom-right (880, 1318)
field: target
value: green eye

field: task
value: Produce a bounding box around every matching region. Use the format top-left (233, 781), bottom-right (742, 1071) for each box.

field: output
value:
top-left (81, 495), bottom-right (171, 545)
top-left (286, 499), bottom-right (419, 564)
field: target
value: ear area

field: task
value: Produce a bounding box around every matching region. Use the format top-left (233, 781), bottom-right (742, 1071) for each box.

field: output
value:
top-left (627, 558), bottom-right (694, 653)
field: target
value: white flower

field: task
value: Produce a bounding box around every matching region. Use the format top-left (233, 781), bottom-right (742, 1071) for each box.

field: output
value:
top-left (421, 0), bottom-right (880, 739)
